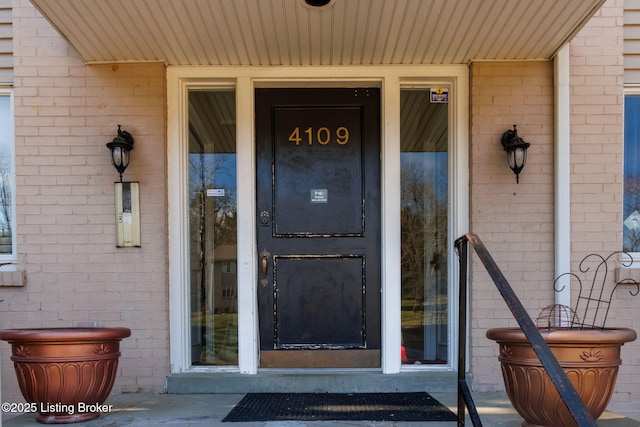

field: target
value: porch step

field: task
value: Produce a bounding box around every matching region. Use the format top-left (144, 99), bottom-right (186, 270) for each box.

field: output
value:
top-left (166, 371), bottom-right (458, 394)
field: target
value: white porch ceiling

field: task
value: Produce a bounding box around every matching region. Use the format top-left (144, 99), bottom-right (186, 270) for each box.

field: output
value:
top-left (29, 0), bottom-right (605, 66)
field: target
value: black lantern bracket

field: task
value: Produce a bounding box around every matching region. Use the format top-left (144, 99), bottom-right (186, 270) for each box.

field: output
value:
top-left (501, 124), bottom-right (530, 184)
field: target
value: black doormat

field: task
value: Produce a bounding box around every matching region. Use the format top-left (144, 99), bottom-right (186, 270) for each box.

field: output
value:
top-left (222, 392), bottom-right (458, 422)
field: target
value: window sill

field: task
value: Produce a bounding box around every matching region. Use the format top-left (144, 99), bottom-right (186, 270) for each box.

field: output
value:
top-left (0, 270), bottom-right (26, 287)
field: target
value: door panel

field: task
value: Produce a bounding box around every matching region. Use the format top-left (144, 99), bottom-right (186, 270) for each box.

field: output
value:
top-left (273, 106), bottom-right (364, 236)
top-left (274, 256), bottom-right (365, 348)
top-left (256, 88), bottom-right (380, 368)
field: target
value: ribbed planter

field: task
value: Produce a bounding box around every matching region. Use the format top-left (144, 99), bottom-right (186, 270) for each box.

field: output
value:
top-left (0, 327), bottom-right (131, 424)
top-left (486, 327), bottom-right (636, 427)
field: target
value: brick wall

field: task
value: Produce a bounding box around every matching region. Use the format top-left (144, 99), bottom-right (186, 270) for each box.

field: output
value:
top-left (0, 0), bottom-right (168, 407)
top-left (470, 0), bottom-right (640, 420)
top-left (570, 0), bottom-right (624, 256)
top-left (469, 60), bottom-right (555, 390)
top-left (571, 0), bottom-right (640, 419)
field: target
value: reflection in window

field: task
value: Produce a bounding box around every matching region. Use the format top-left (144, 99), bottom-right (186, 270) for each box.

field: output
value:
top-left (0, 92), bottom-right (14, 260)
top-left (624, 95), bottom-right (640, 252)
top-left (400, 89), bottom-right (448, 365)
top-left (188, 90), bottom-right (238, 365)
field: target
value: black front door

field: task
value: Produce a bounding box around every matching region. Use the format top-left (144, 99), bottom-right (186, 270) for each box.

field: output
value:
top-left (256, 88), bottom-right (381, 368)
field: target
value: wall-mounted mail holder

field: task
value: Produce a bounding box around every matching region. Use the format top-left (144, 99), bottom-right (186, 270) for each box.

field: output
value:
top-left (115, 182), bottom-right (140, 247)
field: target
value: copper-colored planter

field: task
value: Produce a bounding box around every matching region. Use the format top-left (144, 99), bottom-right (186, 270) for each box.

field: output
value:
top-left (0, 327), bottom-right (131, 424)
top-left (486, 327), bottom-right (636, 427)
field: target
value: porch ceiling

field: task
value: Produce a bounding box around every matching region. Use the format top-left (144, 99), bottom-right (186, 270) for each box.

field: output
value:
top-left (29, 0), bottom-right (604, 66)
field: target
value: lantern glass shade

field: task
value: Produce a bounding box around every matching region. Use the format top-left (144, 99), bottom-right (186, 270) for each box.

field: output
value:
top-left (110, 145), bottom-right (130, 172)
top-left (507, 146), bottom-right (527, 172)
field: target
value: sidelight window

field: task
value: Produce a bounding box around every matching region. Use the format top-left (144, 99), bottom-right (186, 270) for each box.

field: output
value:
top-left (188, 89), bottom-right (238, 366)
top-left (400, 89), bottom-right (449, 365)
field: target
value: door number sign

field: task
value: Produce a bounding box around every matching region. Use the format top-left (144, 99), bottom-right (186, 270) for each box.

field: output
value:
top-left (289, 127), bottom-right (350, 145)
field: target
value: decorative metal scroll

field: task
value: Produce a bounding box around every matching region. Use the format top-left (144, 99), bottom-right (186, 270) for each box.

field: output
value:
top-left (553, 251), bottom-right (640, 329)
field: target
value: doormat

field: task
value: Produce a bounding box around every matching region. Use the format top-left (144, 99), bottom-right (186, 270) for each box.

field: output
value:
top-left (222, 392), bottom-right (458, 422)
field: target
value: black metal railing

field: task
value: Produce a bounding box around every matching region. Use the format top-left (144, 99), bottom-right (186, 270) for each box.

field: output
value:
top-left (455, 236), bottom-right (482, 427)
top-left (454, 233), bottom-right (597, 427)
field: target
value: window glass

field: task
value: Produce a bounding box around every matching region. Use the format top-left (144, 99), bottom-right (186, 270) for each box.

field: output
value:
top-left (0, 92), bottom-right (14, 259)
top-left (400, 89), bottom-right (449, 365)
top-left (188, 90), bottom-right (238, 365)
top-left (624, 95), bottom-right (640, 252)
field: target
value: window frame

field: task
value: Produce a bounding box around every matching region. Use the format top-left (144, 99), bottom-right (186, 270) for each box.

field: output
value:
top-left (623, 89), bottom-right (640, 258)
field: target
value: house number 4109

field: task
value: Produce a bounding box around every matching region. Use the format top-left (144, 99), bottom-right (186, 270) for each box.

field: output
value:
top-left (288, 126), bottom-right (350, 145)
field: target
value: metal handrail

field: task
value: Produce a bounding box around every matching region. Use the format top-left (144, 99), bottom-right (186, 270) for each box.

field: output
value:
top-left (455, 236), bottom-right (482, 426)
top-left (454, 233), bottom-right (597, 427)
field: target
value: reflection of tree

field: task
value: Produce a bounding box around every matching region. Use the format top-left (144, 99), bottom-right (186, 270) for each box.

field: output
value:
top-left (400, 157), bottom-right (447, 322)
top-left (0, 148), bottom-right (12, 254)
top-left (189, 153), bottom-right (237, 364)
top-left (189, 154), bottom-right (237, 247)
top-left (624, 174), bottom-right (640, 251)
top-left (0, 150), bottom-right (13, 254)
top-left (189, 153), bottom-right (237, 311)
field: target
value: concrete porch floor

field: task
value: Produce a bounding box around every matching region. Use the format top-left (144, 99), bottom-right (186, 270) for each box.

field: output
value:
top-left (4, 392), bottom-right (639, 427)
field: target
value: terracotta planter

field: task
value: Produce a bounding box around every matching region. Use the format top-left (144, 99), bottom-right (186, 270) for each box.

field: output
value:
top-left (486, 327), bottom-right (636, 427)
top-left (0, 327), bottom-right (131, 424)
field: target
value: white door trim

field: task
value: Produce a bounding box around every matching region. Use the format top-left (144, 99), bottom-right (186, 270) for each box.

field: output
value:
top-left (166, 65), bottom-right (469, 374)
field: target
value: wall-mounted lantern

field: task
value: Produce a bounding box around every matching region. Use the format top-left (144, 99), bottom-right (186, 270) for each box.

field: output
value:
top-left (106, 125), bottom-right (134, 183)
top-left (106, 125), bottom-right (140, 247)
top-left (501, 125), bottom-right (530, 184)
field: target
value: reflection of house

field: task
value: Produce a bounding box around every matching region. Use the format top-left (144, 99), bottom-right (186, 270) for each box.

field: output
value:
top-left (1, 0), bottom-right (640, 422)
top-left (190, 244), bottom-right (237, 314)
top-left (0, 233), bottom-right (11, 254)
top-left (211, 245), bottom-right (237, 314)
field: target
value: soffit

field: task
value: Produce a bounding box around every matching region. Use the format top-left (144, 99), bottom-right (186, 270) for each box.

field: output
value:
top-left (29, 0), bottom-right (604, 66)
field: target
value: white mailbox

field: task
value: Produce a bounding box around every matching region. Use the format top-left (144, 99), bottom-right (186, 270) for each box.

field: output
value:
top-left (115, 182), bottom-right (140, 247)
